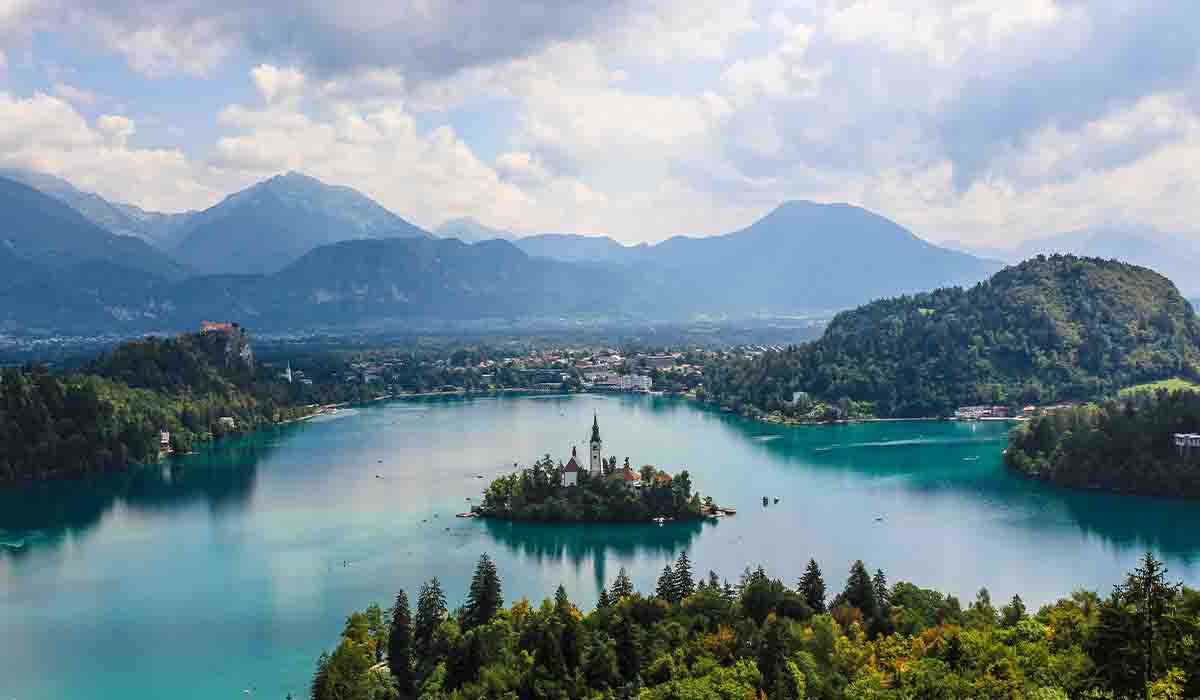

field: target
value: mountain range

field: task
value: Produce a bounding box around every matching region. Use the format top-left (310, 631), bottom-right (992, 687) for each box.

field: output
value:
top-left (0, 167), bottom-right (1080, 334)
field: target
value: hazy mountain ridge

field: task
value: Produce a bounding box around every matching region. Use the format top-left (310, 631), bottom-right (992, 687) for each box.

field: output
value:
top-left (0, 176), bottom-right (188, 282)
top-left (173, 172), bottom-right (432, 275)
top-left (0, 168), bottom-right (196, 247)
top-left (435, 217), bottom-right (518, 242)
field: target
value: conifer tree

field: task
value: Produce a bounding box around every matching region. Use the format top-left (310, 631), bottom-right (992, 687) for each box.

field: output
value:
top-left (387, 589), bottom-right (415, 698)
top-left (414, 577), bottom-right (447, 658)
top-left (463, 553), bottom-right (503, 630)
top-left (611, 567), bottom-right (634, 600)
top-left (310, 651), bottom-right (330, 700)
top-left (1001, 593), bottom-right (1027, 628)
top-left (842, 560), bottom-right (878, 620)
top-left (798, 559), bottom-right (826, 613)
top-left (673, 550), bottom-right (695, 600)
top-left (597, 587), bottom-right (611, 609)
top-left (656, 565), bottom-right (677, 602)
top-left (872, 569), bottom-right (890, 611)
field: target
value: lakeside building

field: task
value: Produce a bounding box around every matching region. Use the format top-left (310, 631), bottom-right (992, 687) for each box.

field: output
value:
top-left (954, 405), bottom-right (1010, 419)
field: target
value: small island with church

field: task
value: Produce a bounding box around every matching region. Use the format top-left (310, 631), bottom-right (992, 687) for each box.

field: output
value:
top-left (474, 413), bottom-right (727, 523)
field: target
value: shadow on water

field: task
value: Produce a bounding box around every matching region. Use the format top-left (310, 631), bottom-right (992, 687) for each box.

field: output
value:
top-left (480, 516), bottom-right (711, 591)
top-left (0, 429), bottom-right (281, 558)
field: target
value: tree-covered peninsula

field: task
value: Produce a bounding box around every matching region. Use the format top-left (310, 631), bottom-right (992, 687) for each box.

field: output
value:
top-left (701, 255), bottom-right (1200, 419)
top-left (1005, 388), bottom-right (1200, 498)
top-left (0, 327), bottom-right (378, 485)
top-left (310, 551), bottom-right (1200, 700)
top-left (479, 456), bottom-right (710, 522)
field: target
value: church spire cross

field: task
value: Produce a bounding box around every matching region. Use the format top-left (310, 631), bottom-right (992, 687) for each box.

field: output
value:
top-left (591, 411), bottom-right (601, 443)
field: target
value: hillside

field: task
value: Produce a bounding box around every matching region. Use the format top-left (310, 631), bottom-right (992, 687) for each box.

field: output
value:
top-left (1006, 391), bottom-right (1200, 498)
top-left (0, 329), bottom-right (375, 484)
top-left (514, 233), bottom-right (647, 264)
top-left (702, 255), bottom-right (1200, 417)
top-left (173, 172), bottom-right (431, 275)
top-left (0, 176), bottom-right (188, 280)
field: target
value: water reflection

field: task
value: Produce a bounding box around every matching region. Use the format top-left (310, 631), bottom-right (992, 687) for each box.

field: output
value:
top-left (0, 430), bottom-right (276, 558)
top-left (480, 516), bottom-right (710, 591)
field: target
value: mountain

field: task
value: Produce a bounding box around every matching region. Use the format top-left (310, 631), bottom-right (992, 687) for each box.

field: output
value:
top-left (509, 201), bottom-right (1000, 312)
top-left (436, 217), bottom-right (517, 242)
top-left (173, 172), bottom-right (431, 275)
top-left (702, 255), bottom-right (1200, 417)
top-left (514, 234), bottom-right (647, 264)
top-left (0, 176), bottom-right (188, 280)
top-left (947, 227), bottom-right (1200, 295)
top-left (0, 168), bottom-right (195, 247)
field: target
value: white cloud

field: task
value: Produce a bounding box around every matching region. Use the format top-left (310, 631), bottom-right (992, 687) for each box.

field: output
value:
top-left (0, 91), bottom-right (222, 210)
top-left (52, 82), bottom-right (97, 105)
top-left (250, 64), bottom-right (305, 105)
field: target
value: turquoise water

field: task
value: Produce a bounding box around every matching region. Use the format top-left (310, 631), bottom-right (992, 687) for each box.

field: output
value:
top-left (3, 393), bottom-right (1200, 699)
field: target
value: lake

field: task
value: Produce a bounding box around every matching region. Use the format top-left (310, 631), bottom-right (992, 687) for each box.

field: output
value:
top-left (3, 393), bottom-right (1200, 699)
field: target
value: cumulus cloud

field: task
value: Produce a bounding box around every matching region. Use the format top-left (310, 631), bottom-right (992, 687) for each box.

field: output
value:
top-left (0, 91), bottom-right (222, 210)
top-left (52, 82), bottom-right (97, 105)
top-left (250, 64), bottom-right (305, 105)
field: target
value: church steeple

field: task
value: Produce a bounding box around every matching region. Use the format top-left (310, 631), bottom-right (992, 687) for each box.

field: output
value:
top-left (589, 412), bottom-right (602, 476)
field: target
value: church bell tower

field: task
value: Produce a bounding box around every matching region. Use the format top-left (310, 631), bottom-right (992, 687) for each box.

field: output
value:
top-left (589, 412), bottom-right (602, 476)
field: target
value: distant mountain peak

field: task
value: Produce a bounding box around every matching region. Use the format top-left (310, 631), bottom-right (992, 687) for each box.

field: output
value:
top-left (173, 172), bottom-right (430, 275)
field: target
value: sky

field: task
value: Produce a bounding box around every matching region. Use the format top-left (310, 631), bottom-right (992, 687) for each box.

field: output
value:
top-left (0, 0), bottom-right (1197, 246)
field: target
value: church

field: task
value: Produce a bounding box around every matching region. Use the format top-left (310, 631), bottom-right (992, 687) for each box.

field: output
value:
top-left (561, 413), bottom-right (640, 488)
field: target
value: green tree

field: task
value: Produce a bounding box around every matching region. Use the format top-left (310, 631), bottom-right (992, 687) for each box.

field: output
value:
top-left (657, 565), bottom-right (678, 603)
top-left (414, 578), bottom-right (447, 659)
top-left (611, 567), bottom-right (634, 600)
top-left (799, 559), bottom-right (826, 614)
top-left (841, 560), bottom-right (878, 622)
top-left (463, 553), bottom-right (503, 630)
top-left (387, 588), bottom-right (415, 698)
top-left (673, 550), bottom-right (695, 600)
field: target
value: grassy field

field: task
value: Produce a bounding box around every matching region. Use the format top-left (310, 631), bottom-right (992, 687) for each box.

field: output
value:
top-left (1118, 377), bottom-right (1200, 396)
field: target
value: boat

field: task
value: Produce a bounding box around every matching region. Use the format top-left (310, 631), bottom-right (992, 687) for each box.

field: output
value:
top-left (773, 497), bottom-right (780, 504)
top-left (652, 516), bottom-right (666, 524)
top-left (762, 496), bottom-right (769, 506)
top-left (718, 507), bottom-right (737, 516)
top-left (455, 512), bottom-right (477, 518)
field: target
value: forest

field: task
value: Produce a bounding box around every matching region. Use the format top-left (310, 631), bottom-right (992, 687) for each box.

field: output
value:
top-left (1005, 388), bottom-right (1200, 498)
top-left (0, 329), bottom-right (377, 485)
top-left (310, 551), bottom-right (1200, 700)
top-left (701, 256), bottom-right (1200, 419)
top-left (480, 456), bottom-right (708, 522)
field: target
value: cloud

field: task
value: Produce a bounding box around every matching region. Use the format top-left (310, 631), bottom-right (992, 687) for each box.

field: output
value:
top-left (0, 91), bottom-right (220, 210)
top-left (52, 82), bottom-right (97, 105)
top-left (9, 1), bottom-right (637, 81)
top-left (250, 64), bottom-right (305, 105)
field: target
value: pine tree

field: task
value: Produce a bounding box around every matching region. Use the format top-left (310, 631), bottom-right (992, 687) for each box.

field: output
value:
top-left (597, 587), bottom-right (611, 609)
top-left (656, 565), bottom-right (677, 602)
top-left (673, 550), bottom-right (695, 600)
top-left (798, 559), bottom-right (826, 614)
top-left (842, 560), bottom-right (878, 620)
top-left (387, 589), bottom-right (415, 698)
top-left (463, 553), bottom-right (504, 629)
top-left (414, 577), bottom-right (447, 658)
top-left (1001, 593), bottom-right (1026, 628)
top-left (611, 567), bottom-right (634, 600)
top-left (707, 570), bottom-right (721, 590)
top-left (310, 651), bottom-right (331, 700)
top-left (1115, 551), bottom-right (1180, 700)
top-left (872, 569), bottom-right (890, 611)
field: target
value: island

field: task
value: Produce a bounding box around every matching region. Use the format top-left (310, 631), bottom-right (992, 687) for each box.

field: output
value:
top-left (475, 414), bottom-right (722, 522)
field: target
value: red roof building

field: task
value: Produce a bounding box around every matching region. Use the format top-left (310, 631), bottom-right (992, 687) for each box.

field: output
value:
top-left (563, 447), bottom-right (581, 486)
